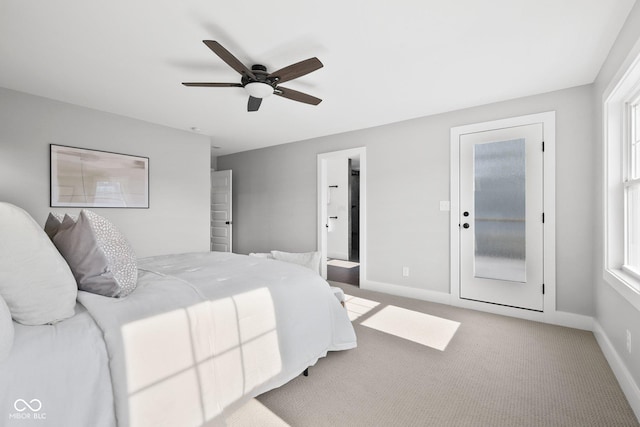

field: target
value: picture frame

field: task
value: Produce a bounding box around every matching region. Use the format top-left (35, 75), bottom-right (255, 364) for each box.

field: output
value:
top-left (50, 144), bottom-right (149, 208)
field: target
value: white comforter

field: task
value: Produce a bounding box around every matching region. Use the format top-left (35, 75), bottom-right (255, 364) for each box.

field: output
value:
top-left (77, 252), bottom-right (356, 427)
top-left (0, 304), bottom-right (115, 427)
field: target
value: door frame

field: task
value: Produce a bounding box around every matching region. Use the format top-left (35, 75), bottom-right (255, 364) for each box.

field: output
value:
top-left (317, 147), bottom-right (367, 282)
top-left (450, 112), bottom-right (556, 316)
top-left (210, 169), bottom-right (232, 252)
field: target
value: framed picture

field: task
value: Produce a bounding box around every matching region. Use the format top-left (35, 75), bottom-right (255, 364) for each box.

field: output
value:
top-left (50, 144), bottom-right (149, 208)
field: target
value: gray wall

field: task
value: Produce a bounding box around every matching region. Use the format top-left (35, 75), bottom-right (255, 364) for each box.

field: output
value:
top-left (218, 84), bottom-right (594, 316)
top-left (0, 87), bottom-right (211, 258)
top-left (593, 1), bottom-right (640, 395)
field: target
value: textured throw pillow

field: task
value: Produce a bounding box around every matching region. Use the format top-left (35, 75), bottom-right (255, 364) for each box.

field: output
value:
top-left (53, 210), bottom-right (138, 298)
top-left (0, 202), bottom-right (77, 325)
top-left (0, 294), bottom-right (14, 362)
top-left (271, 250), bottom-right (321, 274)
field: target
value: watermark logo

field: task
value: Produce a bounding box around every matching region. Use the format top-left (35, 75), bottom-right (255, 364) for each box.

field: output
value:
top-left (8, 399), bottom-right (46, 421)
top-left (14, 399), bottom-right (42, 412)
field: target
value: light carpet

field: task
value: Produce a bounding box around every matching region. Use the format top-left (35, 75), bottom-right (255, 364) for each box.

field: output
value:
top-left (225, 282), bottom-right (638, 426)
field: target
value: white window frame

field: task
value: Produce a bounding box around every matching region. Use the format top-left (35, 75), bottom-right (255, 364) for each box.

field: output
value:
top-left (603, 40), bottom-right (640, 311)
top-left (623, 97), bottom-right (640, 280)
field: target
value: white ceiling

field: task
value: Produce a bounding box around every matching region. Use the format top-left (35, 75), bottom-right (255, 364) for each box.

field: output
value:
top-left (0, 0), bottom-right (636, 156)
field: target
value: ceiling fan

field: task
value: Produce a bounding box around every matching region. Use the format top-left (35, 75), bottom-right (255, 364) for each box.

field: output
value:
top-left (182, 40), bottom-right (323, 112)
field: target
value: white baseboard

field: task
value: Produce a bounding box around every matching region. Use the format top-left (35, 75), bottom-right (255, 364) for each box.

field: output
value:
top-left (544, 310), bottom-right (594, 331)
top-left (361, 280), bottom-right (592, 330)
top-left (361, 280), bottom-right (452, 305)
top-left (593, 321), bottom-right (640, 422)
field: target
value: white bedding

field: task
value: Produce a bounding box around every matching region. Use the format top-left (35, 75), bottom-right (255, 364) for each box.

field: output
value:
top-left (78, 251), bottom-right (356, 427)
top-left (0, 251), bottom-right (356, 427)
top-left (0, 304), bottom-right (115, 427)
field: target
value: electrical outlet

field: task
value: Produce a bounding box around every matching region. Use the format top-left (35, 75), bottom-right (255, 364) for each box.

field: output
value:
top-left (627, 329), bottom-right (632, 354)
top-left (402, 266), bottom-right (410, 277)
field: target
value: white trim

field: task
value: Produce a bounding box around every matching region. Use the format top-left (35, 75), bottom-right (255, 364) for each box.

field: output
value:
top-left (603, 35), bottom-right (640, 310)
top-left (361, 280), bottom-right (452, 306)
top-left (593, 321), bottom-right (640, 421)
top-left (450, 112), bottom-right (557, 313)
top-left (361, 279), bottom-right (592, 331)
top-left (622, 265), bottom-right (640, 282)
top-left (317, 147), bottom-right (367, 283)
top-left (604, 269), bottom-right (640, 312)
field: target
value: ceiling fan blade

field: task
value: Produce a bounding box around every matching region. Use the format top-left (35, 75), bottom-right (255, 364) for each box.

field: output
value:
top-left (275, 86), bottom-right (322, 106)
top-left (182, 82), bottom-right (243, 87)
top-left (248, 96), bottom-right (262, 112)
top-left (268, 57), bottom-right (323, 84)
top-left (203, 40), bottom-right (256, 79)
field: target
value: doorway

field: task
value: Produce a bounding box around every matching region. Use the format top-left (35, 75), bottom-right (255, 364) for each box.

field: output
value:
top-left (450, 112), bottom-right (556, 314)
top-left (210, 169), bottom-right (232, 252)
top-left (318, 148), bottom-right (367, 287)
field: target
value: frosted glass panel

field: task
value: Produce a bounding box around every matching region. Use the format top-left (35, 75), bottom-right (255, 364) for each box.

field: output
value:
top-left (474, 139), bottom-right (526, 282)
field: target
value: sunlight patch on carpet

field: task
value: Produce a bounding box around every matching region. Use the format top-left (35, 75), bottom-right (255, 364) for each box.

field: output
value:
top-left (224, 399), bottom-right (290, 426)
top-left (361, 306), bottom-right (460, 351)
top-left (344, 294), bottom-right (380, 321)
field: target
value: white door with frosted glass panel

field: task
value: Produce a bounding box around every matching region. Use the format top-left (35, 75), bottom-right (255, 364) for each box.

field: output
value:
top-left (459, 124), bottom-right (544, 311)
top-left (211, 170), bottom-right (232, 252)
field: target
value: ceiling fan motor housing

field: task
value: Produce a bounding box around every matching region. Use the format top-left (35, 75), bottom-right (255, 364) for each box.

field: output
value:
top-left (242, 64), bottom-right (276, 98)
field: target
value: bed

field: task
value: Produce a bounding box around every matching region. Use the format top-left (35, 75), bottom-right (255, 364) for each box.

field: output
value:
top-left (0, 203), bottom-right (357, 427)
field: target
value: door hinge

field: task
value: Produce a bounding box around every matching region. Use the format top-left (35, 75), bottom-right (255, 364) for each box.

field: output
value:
top-left (542, 140), bottom-right (545, 152)
top-left (542, 212), bottom-right (545, 223)
top-left (542, 283), bottom-right (545, 295)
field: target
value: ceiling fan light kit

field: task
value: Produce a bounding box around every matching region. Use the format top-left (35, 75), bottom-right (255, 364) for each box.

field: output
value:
top-left (244, 82), bottom-right (273, 98)
top-left (182, 40), bottom-right (323, 112)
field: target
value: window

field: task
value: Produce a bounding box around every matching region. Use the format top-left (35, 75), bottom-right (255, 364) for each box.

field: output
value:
top-left (604, 46), bottom-right (640, 309)
top-left (625, 100), bottom-right (640, 278)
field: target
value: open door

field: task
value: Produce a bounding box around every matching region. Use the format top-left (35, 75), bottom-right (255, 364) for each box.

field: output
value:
top-left (211, 169), bottom-right (232, 252)
top-left (317, 148), bottom-right (366, 284)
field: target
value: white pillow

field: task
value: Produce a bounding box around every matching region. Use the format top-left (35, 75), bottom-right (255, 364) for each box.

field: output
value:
top-left (0, 293), bottom-right (13, 362)
top-left (0, 202), bottom-right (77, 325)
top-left (52, 209), bottom-right (138, 298)
top-left (249, 252), bottom-right (274, 259)
top-left (271, 250), bottom-right (321, 274)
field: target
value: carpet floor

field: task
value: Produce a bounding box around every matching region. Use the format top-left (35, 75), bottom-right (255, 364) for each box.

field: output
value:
top-left (225, 282), bottom-right (639, 427)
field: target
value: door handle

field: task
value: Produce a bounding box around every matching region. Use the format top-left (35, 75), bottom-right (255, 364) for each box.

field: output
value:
top-left (463, 223), bottom-right (470, 229)
top-left (225, 221), bottom-right (232, 225)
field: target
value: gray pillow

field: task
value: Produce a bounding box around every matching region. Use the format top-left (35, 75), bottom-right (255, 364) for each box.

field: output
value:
top-left (44, 212), bottom-right (77, 240)
top-left (0, 293), bottom-right (14, 362)
top-left (0, 202), bottom-right (77, 325)
top-left (53, 210), bottom-right (138, 298)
